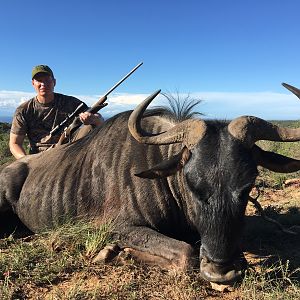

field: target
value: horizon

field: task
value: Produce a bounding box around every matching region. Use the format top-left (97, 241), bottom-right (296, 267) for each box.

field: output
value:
top-left (1, 87), bottom-right (300, 122)
top-left (1, 87), bottom-right (300, 123)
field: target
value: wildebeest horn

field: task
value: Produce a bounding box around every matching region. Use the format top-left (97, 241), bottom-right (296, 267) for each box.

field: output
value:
top-left (251, 144), bottom-right (300, 173)
top-left (128, 90), bottom-right (207, 149)
top-left (228, 115), bottom-right (300, 147)
top-left (229, 83), bottom-right (300, 147)
top-left (282, 82), bottom-right (300, 99)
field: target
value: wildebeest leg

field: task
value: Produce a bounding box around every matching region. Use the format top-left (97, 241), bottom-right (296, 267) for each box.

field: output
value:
top-left (0, 162), bottom-right (32, 238)
top-left (0, 161), bottom-right (28, 212)
top-left (115, 227), bottom-right (197, 271)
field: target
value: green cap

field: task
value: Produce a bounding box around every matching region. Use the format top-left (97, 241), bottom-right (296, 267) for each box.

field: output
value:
top-left (32, 65), bottom-right (54, 79)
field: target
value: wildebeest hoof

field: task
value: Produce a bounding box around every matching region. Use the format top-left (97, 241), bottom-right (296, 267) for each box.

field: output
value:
top-left (92, 244), bottom-right (120, 263)
top-left (115, 248), bottom-right (133, 265)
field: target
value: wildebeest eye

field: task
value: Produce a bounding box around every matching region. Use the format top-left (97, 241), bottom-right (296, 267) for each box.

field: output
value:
top-left (194, 188), bottom-right (212, 204)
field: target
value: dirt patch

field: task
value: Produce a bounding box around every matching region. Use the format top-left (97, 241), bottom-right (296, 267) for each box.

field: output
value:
top-left (244, 185), bottom-right (300, 277)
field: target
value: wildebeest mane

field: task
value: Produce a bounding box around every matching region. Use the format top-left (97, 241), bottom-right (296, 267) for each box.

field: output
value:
top-left (155, 92), bottom-right (204, 122)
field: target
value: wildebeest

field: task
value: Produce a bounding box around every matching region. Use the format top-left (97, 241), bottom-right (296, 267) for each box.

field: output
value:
top-left (1, 83), bottom-right (300, 284)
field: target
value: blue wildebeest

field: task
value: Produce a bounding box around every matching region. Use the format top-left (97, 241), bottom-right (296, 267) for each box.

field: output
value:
top-left (1, 84), bottom-right (300, 284)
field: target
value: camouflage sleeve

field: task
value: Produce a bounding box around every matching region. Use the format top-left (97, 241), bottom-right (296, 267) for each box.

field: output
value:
top-left (10, 107), bottom-right (28, 135)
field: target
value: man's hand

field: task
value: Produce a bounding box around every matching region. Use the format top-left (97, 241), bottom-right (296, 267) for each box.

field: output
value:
top-left (79, 112), bottom-right (104, 127)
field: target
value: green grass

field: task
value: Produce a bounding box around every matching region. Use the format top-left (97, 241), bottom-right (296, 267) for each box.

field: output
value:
top-left (0, 221), bottom-right (113, 299)
top-left (0, 132), bottom-right (13, 165)
top-left (0, 123), bottom-right (30, 164)
top-left (240, 260), bottom-right (300, 300)
top-left (256, 122), bottom-right (300, 188)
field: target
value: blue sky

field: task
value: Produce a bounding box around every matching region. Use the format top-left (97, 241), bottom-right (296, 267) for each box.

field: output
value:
top-left (1, 0), bottom-right (300, 121)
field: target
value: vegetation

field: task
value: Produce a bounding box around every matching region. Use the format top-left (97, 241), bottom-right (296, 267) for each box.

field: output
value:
top-left (0, 123), bottom-right (30, 165)
top-left (0, 221), bottom-right (113, 299)
top-left (0, 121), bottom-right (300, 299)
top-left (257, 120), bottom-right (300, 188)
top-left (0, 123), bottom-right (13, 165)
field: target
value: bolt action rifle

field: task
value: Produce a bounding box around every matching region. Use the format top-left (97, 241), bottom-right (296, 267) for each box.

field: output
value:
top-left (50, 62), bottom-right (143, 145)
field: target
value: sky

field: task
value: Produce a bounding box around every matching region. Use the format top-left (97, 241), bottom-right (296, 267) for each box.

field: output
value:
top-left (1, 0), bottom-right (300, 121)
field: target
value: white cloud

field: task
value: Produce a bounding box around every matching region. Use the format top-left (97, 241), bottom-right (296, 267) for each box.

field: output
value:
top-left (109, 93), bottom-right (146, 105)
top-left (0, 90), bottom-right (35, 108)
top-left (197, 91), bottom-right (300, 120)
top-left (0, 90), bottom-right (299, 120)
top-left (68, 92), bottom-right (162, 118)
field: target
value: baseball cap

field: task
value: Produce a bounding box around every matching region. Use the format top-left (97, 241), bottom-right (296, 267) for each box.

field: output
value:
top-left (32, 65), bottom-right (54, 79)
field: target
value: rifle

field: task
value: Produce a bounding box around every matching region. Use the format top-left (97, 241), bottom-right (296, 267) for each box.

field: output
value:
top-left (50, 62), bottom-right (143, 142)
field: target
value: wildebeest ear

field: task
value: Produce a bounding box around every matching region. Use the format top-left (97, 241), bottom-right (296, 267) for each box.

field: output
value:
top-left (252, 144), bottom-right (300, 173)
top-left (135, 147), bottom-right (191, 179)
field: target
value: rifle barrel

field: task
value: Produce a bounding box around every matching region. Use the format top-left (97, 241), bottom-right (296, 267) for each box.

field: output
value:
top-left (104, 62), bottom-right (143, 97)
top-left (54, 62), bottom-right (143, 138)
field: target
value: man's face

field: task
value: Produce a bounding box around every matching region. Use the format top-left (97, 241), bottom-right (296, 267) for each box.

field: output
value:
top-left (32, 73), bottom-right (56, 97)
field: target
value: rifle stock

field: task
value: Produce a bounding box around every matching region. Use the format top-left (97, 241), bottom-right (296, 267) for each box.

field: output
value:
top-left (86, 95), bottom-right (108, 114)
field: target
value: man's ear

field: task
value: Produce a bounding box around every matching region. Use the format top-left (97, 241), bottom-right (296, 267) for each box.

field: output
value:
top-left (135, 146), bottom-right (191, 179)
top-left (53, 78), bottom-right (56, 87)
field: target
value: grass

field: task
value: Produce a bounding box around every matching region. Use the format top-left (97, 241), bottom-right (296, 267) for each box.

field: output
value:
top-left (257, 140), bottom-right (300, 188)
top-left (0, 230), bottom-right (300, 300)
top-left (255, 120), bottom-right (300, 188)
top-left (0, 221), bottom-right (213, 299)
top-left (1, 217), bottom-right (300, 299)
top-left (0, 221), bottom-right (113, 299)
top-left (240, 260), bottom-right (300, 300)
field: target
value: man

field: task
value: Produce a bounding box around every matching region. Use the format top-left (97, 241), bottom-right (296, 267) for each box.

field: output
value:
top-left (10, 65), bottom-right (103, 159)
